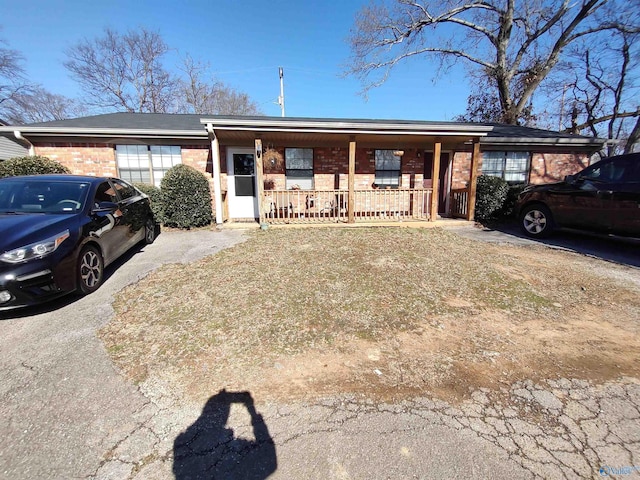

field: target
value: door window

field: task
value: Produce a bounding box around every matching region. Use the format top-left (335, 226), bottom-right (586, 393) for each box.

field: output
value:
top-left (233, 154), bottom-right (255, 197)
top-left (95, 182), bottom-right (117, 204)
top-left (111, 179), bottom-right (138, 200)
top-left (580, 159), bottom-right (627, 183)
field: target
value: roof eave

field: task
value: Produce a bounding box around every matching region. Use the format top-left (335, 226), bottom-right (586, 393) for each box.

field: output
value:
top-left (200, 118), bottom-right (492, 137)
top-left (481, 136), bottom-right (607, 147)
top-left (0, 126), bottom-right (207, 139)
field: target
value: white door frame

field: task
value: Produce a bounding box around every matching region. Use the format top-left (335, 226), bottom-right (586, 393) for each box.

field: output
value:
top-left (227, 147), bottom-right (259, 219)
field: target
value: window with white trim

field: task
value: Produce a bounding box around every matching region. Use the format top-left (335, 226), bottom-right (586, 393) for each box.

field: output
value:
top-left (375, 150), bottom-right (401, 187)
top-left (482, 151), bottom-right (530, 184)
top-left (116, 145), bottom-right (182, 187)
top-left (285, 148), bottom-right (314, 189)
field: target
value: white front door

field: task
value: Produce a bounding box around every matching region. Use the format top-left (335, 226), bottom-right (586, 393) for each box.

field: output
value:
top-left (227, 148), bottom-right (259, 219)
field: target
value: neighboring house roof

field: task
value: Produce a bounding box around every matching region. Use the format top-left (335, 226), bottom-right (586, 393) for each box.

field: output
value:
top-left (0, 112), bottom-right (606, 150)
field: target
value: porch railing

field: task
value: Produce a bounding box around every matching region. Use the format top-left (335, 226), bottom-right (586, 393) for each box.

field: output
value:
top-left (450, 188), bottom-right (469, 219)
top-left (261, 188), bottom-right (433, 224)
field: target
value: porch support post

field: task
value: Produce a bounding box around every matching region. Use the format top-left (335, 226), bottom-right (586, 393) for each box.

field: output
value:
top-left (430, 140), bottom-right (442, 222)
top-left (255, 138), bottom-right (264, 223)
top-left (467, 138), bottom-right (481, 221)
top-left (348, 136), bottom-right (356, 224)
top-left (207, 125), bottom-right (224, 225)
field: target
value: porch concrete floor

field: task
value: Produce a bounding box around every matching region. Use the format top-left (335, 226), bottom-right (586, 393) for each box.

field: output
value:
top-left (220, 217), bottom-right (474, 229)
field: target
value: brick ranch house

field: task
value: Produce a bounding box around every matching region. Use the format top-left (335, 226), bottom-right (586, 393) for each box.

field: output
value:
top-left (1, 113), bottom-right (605, 225)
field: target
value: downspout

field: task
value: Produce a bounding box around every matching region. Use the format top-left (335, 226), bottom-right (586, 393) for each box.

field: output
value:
top-left (13, 131), bottom-right (35, 156)
top-left (206, 123), bottom-right (224, 225)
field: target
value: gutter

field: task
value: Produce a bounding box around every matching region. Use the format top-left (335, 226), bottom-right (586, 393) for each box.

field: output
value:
top-left (199, 118), bottom-right (493, 137)
top-left (481, 136), bottom-right (607, 147)
top-left (0, 126), bottom-right (207, 139)
top-left (13, 131), bottom-right (35, 156)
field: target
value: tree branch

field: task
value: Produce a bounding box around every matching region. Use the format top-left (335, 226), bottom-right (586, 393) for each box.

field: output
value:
top-left (562, 108), bottom-right (640, 133)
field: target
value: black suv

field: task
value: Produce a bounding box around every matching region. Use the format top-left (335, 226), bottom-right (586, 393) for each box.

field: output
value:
top-left (517, 152), bottom-right (640, 238)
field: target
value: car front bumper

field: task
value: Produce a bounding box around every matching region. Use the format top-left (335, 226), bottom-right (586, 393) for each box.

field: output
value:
top-left (0, 257), bottom-right (73, 310)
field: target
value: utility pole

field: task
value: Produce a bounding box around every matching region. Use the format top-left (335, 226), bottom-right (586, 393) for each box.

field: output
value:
top-left (278, 67), bottom-right (285, 117)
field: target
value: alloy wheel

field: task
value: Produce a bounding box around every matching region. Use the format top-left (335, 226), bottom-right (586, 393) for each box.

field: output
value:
top-left (523, 209), bottom-right (547, 235)
top-left (80, 249), bottom-right (102, 290)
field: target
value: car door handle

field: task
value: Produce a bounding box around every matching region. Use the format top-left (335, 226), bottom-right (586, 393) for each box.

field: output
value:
top-left (597, 190), bottom-right (614, 196)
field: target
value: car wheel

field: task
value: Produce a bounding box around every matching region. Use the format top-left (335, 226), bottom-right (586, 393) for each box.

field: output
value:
top-left (144, 218), bottom-right (156, 245)
top-left (78, 245), bottom-right (104, 295)
top-left (520, 204), bottom-right (555, 238)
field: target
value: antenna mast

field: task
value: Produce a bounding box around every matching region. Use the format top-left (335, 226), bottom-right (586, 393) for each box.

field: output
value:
top-left (278, 67), bottom-right (285, 117)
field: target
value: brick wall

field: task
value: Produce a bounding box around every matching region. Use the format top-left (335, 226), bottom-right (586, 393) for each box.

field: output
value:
top-left (451, 152), bottom-right (476, 189)
top-left (35, 143), bottom-right (117, 177)
top-left (529, 152), bottom-right (589, 184)
top-left (181, 145), bottom-right (217, 215)
top-left (182, 146), bottom-right (211, 173)
top-left (315, 147), bottom-right (348, 174)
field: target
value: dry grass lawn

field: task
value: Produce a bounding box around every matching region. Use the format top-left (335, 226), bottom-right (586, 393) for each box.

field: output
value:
top-left (100, 227), bottom-right (640, 404)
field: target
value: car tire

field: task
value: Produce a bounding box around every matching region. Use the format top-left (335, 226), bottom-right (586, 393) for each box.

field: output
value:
top-left (77, 245), bottom-right (104, 295)
top-left (520, 204), bottom-right (555, 238)
top-left (144, 218), bottom-right (157, 245)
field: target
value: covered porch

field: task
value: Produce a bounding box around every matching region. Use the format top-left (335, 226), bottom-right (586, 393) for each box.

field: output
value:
top-left (200, 117), bottom-right (490, 225)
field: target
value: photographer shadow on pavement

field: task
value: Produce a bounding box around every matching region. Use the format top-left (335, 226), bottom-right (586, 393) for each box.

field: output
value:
top-left (173, 390), bottom-right (277, 480)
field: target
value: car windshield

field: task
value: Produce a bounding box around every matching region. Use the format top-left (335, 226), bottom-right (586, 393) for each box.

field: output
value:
top-left (0, 179), bottom-right (90, 214)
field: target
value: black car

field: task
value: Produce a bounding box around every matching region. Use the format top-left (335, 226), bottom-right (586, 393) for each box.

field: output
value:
top-left (517, 152), bottom-right (640, 238)
top-left (0, 175), bottom-right (156, 310)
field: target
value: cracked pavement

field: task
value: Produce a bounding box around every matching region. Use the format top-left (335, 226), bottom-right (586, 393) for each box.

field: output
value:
top-left (93, 377), bottom-right (640, 479)
top-left (1, 227), bottom-right (639, 479)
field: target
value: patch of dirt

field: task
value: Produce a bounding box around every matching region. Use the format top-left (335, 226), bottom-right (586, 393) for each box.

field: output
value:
top-left (175, 307), bottom-right (639, 405)
top-left (100, 228), bottom-right (640, 405)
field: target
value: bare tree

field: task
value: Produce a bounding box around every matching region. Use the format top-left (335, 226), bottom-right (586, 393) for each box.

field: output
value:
top-left (176, 56), bottom-right (262, 115)
top-left (65, 30), bottom-right (262, 116)
top-left (556, 24), bottom-right (640, 155)
top-left (64, 28), bottom-right (177, 113)
top-left (347, 0), bottom-right (635, 125)
top-left (2, 86), bottom-right (86, 124)
top-left (0, 35), bottom-right (32, 118)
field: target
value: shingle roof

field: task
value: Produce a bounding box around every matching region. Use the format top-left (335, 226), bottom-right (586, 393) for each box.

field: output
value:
top-left (25, 112), bottom-right (206, 131)
top-left (485, 123), bottom-right (579, 140)
top-left (5, 112), bottom-right (604, 146)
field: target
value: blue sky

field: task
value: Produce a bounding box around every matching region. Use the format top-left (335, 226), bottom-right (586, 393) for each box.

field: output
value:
top-left (1, 0), bottom-right (471, 120)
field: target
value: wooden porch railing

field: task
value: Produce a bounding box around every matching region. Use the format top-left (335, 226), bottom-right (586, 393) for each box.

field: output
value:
top-left (261, 188), bottom-right (433, 224)
top-left (450, 187), bottom-right (469, 219)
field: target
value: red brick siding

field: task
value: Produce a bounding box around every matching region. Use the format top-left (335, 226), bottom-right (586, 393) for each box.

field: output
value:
top-left (181, 146), bottom-right (210, 173)
top-left (314, 147), bottom-right (348, 174)
top-left (529, 152), bottom-right (589, 184)
top-left (35, 143), bottom-right (117, 177)
top-left (181, 146), bottom-right (217, 214)
top-left (451, 152), bottom-right (476, 189)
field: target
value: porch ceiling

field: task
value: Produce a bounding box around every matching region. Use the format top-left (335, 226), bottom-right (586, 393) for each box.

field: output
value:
top-left (214, 130), bottom-right (477, 148)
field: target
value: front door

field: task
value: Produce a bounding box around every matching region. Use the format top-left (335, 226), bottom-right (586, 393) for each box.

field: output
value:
top-left (227, 148), bottom-right (258, 219)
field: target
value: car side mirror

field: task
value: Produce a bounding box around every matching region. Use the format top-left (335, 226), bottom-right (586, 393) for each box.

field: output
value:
top-left (93, 201), bottom-right (119, 213)
top-left (564, 174), bottom-right (576, 184)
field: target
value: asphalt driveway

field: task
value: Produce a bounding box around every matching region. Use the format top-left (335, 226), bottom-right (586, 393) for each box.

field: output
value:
top-left (0, 225), bottom-right (638, 479)
top-left (0, 229), bottom-right (247, 479)
top-left (449, 222), bottom-right (640, 269)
